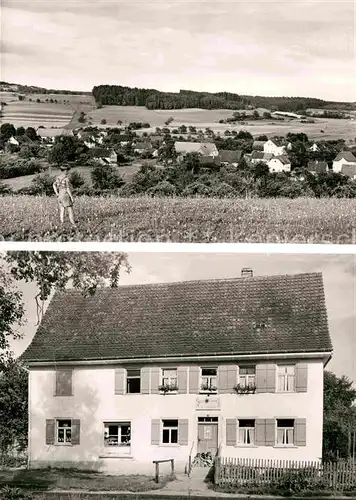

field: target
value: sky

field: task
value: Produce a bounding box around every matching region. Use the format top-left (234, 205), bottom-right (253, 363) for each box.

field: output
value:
top-left (1, 0), bottom-right (355, 101)
top-left (7, 251), bottom-right (356, 384)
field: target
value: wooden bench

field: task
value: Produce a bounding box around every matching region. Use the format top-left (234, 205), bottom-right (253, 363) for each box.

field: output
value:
top-left (152, 458), bottom-right (175, 483)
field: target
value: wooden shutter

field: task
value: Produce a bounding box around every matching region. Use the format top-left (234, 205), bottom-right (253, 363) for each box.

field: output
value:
top-left (265, 418), bottom-right (275, 446)
top-left (218, 365), bottom-right (237, 394)
top-left (177, 367), bottom-right (188, 394)
top-left (71, 419), bottom-right (80, 445)
top-left (295, 364), bottom-right (308, 392)
top-left (141, 367), bottom-right (150, 394)
top-left (178, 419), bottom-right (189, 445)
top-left (114, 368), bottom-right (125, 395)
top-left (294, 418), bottom-right (307, 446)
top-left (151, 419), bottom-right (160, 445)
top-left (55, 369), bottom-right (72, 396)
top-left (46, 419), bottom-right (55, 445)
top-left (188, 366), bottom-right (200, 394)
top-left (255, 364), bottom-right (267, 393)
top-left (255, 419), bottom-right (266, 446)
top-left (225, 418), bottom-right (237, 446)
top-left (150, 367), bottom-right (160, 394)
top-left (266, 364), bottom-right (276, 393)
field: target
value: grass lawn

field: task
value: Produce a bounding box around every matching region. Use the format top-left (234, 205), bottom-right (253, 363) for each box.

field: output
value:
top-left (0, 195), bottom-right (355, 243)
top-left (0, 468), bottom-right (169, 493)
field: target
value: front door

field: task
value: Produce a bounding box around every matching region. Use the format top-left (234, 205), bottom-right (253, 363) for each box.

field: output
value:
top-left (197, 417), bottom-right (218, 454)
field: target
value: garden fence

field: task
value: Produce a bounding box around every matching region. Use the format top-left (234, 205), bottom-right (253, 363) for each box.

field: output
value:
top-left (215, 457), bottom-right (356, 490)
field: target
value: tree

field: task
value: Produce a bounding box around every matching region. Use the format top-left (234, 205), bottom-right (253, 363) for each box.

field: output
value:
top-left (30, 171), bottom-right (56, 195)
top-left (48, 136), bottom-right (87, 165)
top-left (0, 252), bottom-right (130, 457)
top-left (16, 127), bottom-right (25, 137)
top-left (69, 170), bottom-right (85, 189)
top-left (0, 358), bottom-right (28, 456)
top-left (25, 127), bottom-right (38, 141)
top-left (0, 123), bottom-right (16, 140)
top-left (323, 371), bottom-right (356, 460)
top-left (91, 164), bottom-right (124, 190)
top-left (101, 119), bottom-right (107, 125)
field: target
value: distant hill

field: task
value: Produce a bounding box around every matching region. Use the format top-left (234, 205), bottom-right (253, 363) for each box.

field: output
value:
top-left (0, 81), bottom-right (90, 96)
top-left (92, 84), bottom-right (356, 113)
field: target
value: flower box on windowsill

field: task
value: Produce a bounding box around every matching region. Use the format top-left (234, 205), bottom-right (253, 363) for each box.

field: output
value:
top-left (233, 384), bottom-right (257, 395)
top-left (158, 384), bottom-right (179, 394)
top-left (200, 383), bottom-right (217, 394)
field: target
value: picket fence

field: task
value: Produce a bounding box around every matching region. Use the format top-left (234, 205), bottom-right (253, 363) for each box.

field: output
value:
top-left (215, 457), bottom-right (356, 490)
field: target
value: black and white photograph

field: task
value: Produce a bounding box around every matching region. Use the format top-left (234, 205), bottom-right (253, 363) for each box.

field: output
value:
top-left (0, 250), bottom-right (355, 497)
top-left (0, 0), bottom-right (355, 243)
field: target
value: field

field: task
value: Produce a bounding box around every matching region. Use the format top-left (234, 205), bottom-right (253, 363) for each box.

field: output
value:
top-left (86, 106), bottom-right (356, 141)
top-left (0, 91), bottom-right (94, 128)
top-left (0, 196), bottom-right (354, 243)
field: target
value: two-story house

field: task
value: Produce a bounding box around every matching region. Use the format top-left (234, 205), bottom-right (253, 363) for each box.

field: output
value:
top-left (263, 139), bottom-right (291, 156)
top-left (21, 270), bottom-right (332, 474)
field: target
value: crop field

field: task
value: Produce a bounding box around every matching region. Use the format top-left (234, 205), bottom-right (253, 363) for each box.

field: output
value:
top-left (0, 196), bottom-right (355, 243)
top-left (87, 105), bottom-right (356, 141)
top-left (0, 91), bottom-right (94, 128)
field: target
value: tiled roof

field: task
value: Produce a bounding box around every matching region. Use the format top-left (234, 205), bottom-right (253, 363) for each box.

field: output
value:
top-left (307, 161), bottom-right (328, 173)
top-left (89, 148), bottom-right (115, 158)
top-left (341, 164), bottom-right (356, 177)
top-left (219, 150), bottom-right (243, 163)
top-left (21, 273), bottom-right (332, 363)
top-left (271, 155), bottom-right (290, 165)
top-left (334, 151), bottom-right (356, 163)
top-left (174, 141), bottom-right (218, 156)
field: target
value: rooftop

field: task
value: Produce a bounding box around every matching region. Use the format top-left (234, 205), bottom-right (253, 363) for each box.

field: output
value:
top-left (21, 272), bottom-right (332, 363)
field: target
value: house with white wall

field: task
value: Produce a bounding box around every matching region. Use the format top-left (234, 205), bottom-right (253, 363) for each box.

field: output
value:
top-left (332, 151), bottom-right (356, 173)
top-left (263, 139), bottom-right (290, 156)
top-left (22, 270), bottom-right (332, 475)
top-left (268, 155), bottom-right (292, 173)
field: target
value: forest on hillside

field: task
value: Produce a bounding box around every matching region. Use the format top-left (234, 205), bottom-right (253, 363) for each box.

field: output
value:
top-left (92, 85), bottom-right (356, 112)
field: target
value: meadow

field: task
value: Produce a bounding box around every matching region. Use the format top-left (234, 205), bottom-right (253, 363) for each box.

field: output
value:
top-left (0, 195), bottom-right (354, 243)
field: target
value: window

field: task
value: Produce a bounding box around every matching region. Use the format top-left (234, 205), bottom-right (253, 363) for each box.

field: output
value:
top-left (277, 419), bottom-right (294, 445)
top-left (104, 422), bottom-right (131, 447)
top-left (239, 367), bottom-right (256, 388)
top-left (126, 369), bottom-right (141, 393)
top-left (161, 369), bottom-right (177, 389)
top-left (278, 365), bottom-right (295, 392)
top-left (200, 368), bottom-right (217, 392)
top-left (55, 369), bottom-right (72, 396)
top-left (162, 420), bottom-right (178, 444)
top-left (238, 419), bottom-right (255, 445)
top-left (56, 419), bottom-right (72, 444)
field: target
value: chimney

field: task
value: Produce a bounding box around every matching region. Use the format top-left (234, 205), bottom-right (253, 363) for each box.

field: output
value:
top-left (241, 267), bottom-right (253, 278)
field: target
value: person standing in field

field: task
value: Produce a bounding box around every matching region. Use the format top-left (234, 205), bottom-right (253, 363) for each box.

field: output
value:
top-left (53, 164), bottom-right (76, 227)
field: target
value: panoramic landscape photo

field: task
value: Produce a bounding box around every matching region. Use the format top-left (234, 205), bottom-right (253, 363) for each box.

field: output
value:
top-left (0, 0), bottom-right (355, 242)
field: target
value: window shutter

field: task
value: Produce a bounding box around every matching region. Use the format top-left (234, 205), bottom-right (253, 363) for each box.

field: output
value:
top-left (71, 419), bottom-right (80, 445)
top-left (218, 365), bottom-right (237, 394)
top-left (114, 368), bottom-right (125, 395)
top-left (295, 364), bottom-right (308, 392)
top-left (55, 369), bottom-right (72, 396)
top-left (178, 419), bottom-right (189, 445)
top-left (265, 418), bottom-right (275, 446)
top-left (46, 419), bottom-right (55, 445)
top-left (177, 367), bottom-right (188, 394)
top-left (150, 367), bottom-right (160, 394)
top-left (225, 418), bottom-right (237, 446)
top-left (266, 364), bottom-right (276, 393)
top-left (255, 364), bottom-right (267, 393)
top-left (255, 419), bottom-right (266, 446)
top-left (188, 366), bottom-right (200, 394)
top-left (141, 367), bottom-right (150, 394)
top-left (151, 419), bottom-right (160, 445)
top-left (295, 418), bottom-right (307, 446)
